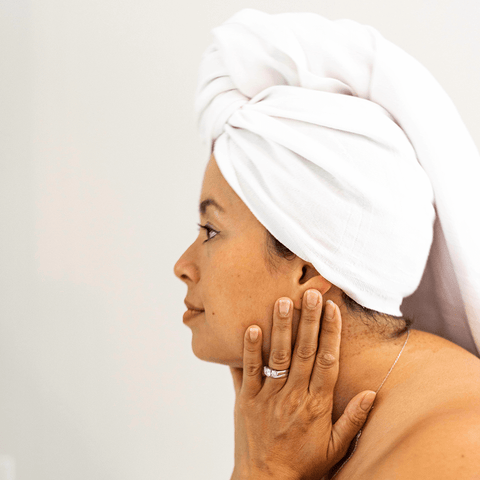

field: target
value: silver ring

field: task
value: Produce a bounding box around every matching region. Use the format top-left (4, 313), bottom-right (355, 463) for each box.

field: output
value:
top-left (263, 366), bottom-right (290, 378)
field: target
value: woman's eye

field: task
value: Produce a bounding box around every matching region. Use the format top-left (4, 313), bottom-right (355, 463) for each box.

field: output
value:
top-left (197, 223), bottom-right (219, 243)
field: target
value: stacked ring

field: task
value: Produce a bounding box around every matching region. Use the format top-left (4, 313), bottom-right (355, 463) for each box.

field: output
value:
top-left (263, 366), bottom-right (290, 378)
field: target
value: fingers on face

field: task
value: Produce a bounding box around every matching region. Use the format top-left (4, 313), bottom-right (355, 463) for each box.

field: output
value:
top-left (264, 298), bottom-right (293, 391)
top-left (241, 295), bottom-right (342, 399)
top-left (241, 325), bottom-right (264, 397)
top-left (289, 289), bottom-right (323, 388)
top-left (310, 300), bottom-right (342, 395)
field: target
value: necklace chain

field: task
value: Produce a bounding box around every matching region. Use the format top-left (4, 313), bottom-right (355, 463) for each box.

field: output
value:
top-left (329, 328), bottom-right (411, 479)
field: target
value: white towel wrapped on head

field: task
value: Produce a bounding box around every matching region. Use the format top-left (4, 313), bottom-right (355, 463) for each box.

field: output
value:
top-left (194, 8), bottom-right (480, 355)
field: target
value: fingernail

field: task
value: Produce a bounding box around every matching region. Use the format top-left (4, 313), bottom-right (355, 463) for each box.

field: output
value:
top-left (249, 327), bottom-right (259, 342)
top-left (325, 300), bottom-right (336, 321)
top-left (278, 299), bottom-right (290, 317)
top-left (306, 290), bottom-right (319, 308)
top-left (360, 391), bottom-right (376, 411)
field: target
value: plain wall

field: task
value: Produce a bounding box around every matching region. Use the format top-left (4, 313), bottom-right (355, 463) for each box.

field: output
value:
top-left (0, 1), bottom-right (479, 479)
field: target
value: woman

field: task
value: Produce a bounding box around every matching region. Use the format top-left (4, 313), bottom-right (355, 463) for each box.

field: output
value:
top-left (175, 8), bottom-right (480, 479)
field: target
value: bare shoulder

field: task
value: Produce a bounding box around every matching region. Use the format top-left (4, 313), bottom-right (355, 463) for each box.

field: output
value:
top-left (404, 330), bottom-right (480, 396)
top-left (369, 331), bottom-right (480, 479)
top-left (370, 401), bottom-right (480, 479)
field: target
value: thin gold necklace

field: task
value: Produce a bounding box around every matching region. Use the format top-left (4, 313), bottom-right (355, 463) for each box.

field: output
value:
top-left (329, 328), bottom-right (411, 479)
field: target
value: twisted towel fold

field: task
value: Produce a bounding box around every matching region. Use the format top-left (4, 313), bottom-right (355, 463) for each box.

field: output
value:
top-left (194, 9), bottom-right (480, 355)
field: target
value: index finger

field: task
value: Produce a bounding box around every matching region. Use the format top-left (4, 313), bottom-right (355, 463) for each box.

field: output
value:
top-left (241, 325), bottom-right (264, 398)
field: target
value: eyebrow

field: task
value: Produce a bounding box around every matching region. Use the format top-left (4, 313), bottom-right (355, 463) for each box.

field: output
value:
top-left (199, 198), bottom-right (225, 216)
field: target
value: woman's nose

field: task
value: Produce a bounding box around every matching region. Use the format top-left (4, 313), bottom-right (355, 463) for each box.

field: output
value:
top-left (174, 244), bottom-right (200, 284)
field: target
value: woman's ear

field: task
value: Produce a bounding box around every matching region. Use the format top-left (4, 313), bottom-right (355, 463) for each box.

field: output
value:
top-left (293, 263), bottom-right (333, 310)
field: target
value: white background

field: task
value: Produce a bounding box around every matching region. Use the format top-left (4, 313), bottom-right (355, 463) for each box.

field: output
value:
top-left (1, 1), bottom-right (479, 479)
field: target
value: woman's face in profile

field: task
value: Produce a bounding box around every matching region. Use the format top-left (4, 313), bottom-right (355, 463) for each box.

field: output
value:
top-left (174, 154), bottom-right (300, 368)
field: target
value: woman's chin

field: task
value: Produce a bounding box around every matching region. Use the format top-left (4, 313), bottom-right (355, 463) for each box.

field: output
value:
top-left (191, 337), bottom-right (241, 367)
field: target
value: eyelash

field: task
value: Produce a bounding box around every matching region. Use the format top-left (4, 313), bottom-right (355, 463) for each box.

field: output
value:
top-left (197, 223), bottom-right (219, 243)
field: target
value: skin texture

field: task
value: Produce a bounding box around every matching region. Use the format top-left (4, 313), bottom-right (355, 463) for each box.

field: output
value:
top-left (229, 295), bottom-right (379, 480)
top-left (174, 154), bottom-right (480, 479)
top-left (174, 153), bottom-right (337, 368)
top-left (174, 154), bottom-right (413, 421)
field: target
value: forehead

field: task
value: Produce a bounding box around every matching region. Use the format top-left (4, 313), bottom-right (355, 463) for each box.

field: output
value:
top-left (200, 155), bottom-right (238, 213)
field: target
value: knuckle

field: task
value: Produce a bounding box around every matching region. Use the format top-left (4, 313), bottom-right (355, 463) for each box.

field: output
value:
top-left (237, 398), bottom-right (247, 411)
top-left (274, 317), bottom-right (291, 332)
top-left (237, 397), bottom-right (255, 414)
top-left (349, 408), bottom-right (367, 428)
top-left (295, 344), bottom-right (317, 361)
top-left (244, 342), bottom-right (258, 354)
top-left (321, 321), bottom-right (339, 335)
top-left (278, 394), bottom-right (302, 418)
top-left (244, 363), bottom-right (262, 377)
top-left (273, 403), bottom-right (286, 420)
top-left (302, 311), bottom-right (318, 324)
top-left (271, 348), bottom-right (291, 365)
top-left (309, 398), bottom-right (331, 418)
top-left (316, 352), bottom-right (336, 369)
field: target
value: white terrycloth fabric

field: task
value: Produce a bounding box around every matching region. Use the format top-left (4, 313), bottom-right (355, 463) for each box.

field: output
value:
top-left (194, 8), bottom-right (480, 356)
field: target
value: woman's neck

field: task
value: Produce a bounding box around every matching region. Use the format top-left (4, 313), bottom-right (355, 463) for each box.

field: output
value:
top-left (330, 314), bottom-right (413, 423)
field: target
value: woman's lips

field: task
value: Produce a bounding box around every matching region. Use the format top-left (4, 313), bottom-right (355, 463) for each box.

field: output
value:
top-left (184, 299), bottom-right (204, 311)
top-left (183, 308), bottom-right (205, 323)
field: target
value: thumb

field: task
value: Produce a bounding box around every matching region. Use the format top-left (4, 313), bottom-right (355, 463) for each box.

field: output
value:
top-left (229, 366), bottom-right (243, 396)
top-left (330, 390), bottom-right (376, 459)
